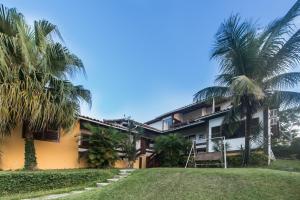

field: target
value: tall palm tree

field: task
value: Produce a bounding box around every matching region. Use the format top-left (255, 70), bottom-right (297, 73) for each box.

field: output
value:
top-left (194, 1), bottom-right (300, 166)
top-left (0, 5), bottom-right (91, 169)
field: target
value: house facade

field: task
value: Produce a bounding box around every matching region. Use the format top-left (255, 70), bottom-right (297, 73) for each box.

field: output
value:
top-left (0, 116), bottom-right (154, 170)
top-left (145, 99), bottom-right (278, 154)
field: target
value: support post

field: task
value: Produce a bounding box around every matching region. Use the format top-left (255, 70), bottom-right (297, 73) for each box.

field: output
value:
top-left (223, 137), bottom-right (227, 169)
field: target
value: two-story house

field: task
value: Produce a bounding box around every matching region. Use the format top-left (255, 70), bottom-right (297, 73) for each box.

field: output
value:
top-left (144, 99), bottom-right (278, 154)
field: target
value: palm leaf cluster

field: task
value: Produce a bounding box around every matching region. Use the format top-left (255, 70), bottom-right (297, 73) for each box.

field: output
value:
top-left (0, 4), bottom-right (91, 135)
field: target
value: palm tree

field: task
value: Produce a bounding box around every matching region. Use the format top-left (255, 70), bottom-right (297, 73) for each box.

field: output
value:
top-left (194, 1), bottom-right (300, 166)
top-left (0, 5), bottom-right (91, 169)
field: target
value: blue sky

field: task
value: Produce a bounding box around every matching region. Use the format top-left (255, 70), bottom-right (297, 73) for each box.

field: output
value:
top-left (3, 0), bottom-right (296, 122)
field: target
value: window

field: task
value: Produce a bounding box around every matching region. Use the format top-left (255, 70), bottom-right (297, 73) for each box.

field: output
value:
top-left (270, 118), bottom-right (278, 125)
top-left (215, 106), bottom-right (221, 112)
top-left (162, 117), bottom-right (173, 130)
top-left (211, 118), bottom-right (259, 139)
top-left (23, 127), bottom-right (60, 142)
top-left (33, 128), bottom-right (59, 142)
top-left (80, 134), bottom-right (90, 148)
top-left (211, 126), bottom-right (221, 138)
top-left (187, 135), bottom-right (196, 142)
top-left (270, 109), bottom-right (278, 118)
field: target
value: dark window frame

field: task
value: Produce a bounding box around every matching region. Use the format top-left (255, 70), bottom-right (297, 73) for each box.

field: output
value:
top-left (22, 125), bottom-right (60, 143)
top-left (211, 118), bottom-right (259, 139)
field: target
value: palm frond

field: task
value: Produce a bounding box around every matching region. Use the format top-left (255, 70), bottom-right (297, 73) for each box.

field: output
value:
top-left (259, 0), bottom-right (300, 55)
top-left (193, 86), bottom-right (231, 102)
top-left (268, 90), bottom-right (300, 108)
top-left (211, 14), bottom-right (257, 76)
top-left (264, 72), bottom-right (300, 90)
top-left (230, 75), bottom-right (265, 100)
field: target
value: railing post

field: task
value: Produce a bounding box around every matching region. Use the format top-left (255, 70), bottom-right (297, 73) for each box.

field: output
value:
top-left (223, 137), bottom-right (227, 169)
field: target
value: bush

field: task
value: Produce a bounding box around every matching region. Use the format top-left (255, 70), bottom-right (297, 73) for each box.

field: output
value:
top-left (290, 138), bottom-right (300, 159)
top-left (250, 152), bottom-right (268, 165)
top-left (273, 138), bottom-right (300, 159)
top-left (0, 169), bottom-right (117, 196)
top-left (83, 124), bottom-right (120, 168)
top-left (227, 152), bottom-right (268, 167)
top-left (272, 145), bottom-right (293, 158)
top-left (154, 133), bottom-right (190, 167)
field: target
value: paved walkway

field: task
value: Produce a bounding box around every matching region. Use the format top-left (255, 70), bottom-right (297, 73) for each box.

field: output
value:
top-left (22, 169), bottom-right (135, 200)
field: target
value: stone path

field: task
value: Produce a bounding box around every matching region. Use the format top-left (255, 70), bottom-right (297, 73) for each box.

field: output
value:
top-left (22, 169), bottom-right (136, 200)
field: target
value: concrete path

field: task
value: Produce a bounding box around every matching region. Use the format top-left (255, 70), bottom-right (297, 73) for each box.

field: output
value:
top-left (22, 169), bottom-right (135, 200)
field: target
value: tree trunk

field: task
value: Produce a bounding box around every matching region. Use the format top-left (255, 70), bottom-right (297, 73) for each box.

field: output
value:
top-left (244, 109), bottom-right (252, 166)
top-left (23, 122), bottom-right (37, 170)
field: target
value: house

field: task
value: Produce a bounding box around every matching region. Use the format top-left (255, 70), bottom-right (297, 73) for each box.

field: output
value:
top-left (0, 116), bottom-right (155, 170)
top-left (144, 98), bottom-right (279, 155)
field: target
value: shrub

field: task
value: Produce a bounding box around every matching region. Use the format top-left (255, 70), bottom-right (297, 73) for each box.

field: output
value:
top-left (290, 138), bottom-right (300, 159)
top-left (272, 145), bottom-right (293, 158)
top-left (154, 133), bottom-right (190, 167)
top-left (0, 169), bottom-right (117, 196)
top-left (250, 152), bottom-right (268, 166)
top-left (83, 124), bottom-right (120, 168)
top-left (273, 138), bottom-right (300, 159)
top-left (227, 152), bottom-right (268, 167)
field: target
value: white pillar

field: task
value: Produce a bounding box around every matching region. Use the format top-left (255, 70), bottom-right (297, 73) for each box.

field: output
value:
top-left (268, 109), bottom-right (271, 166)
top-left (212, 98), bottom-right (215, 113)
top-left (223, 137), bottom-right (227, 169)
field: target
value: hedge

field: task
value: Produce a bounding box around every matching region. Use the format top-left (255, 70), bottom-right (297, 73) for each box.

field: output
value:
top-left (0, 169), bottom-right (118, 196)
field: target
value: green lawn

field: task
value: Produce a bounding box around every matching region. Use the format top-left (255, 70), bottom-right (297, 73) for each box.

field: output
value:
top-left (269, 159), bottom-right (300, 172)
top-left (62, 168), bottom-right (300, 200)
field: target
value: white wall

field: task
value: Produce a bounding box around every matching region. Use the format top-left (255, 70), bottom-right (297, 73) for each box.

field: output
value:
top-left (148, 120), bottom-right (163, 130)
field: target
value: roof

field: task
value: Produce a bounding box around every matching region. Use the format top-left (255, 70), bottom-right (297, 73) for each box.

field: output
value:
top-left (79, 107), bottom-right (230, 135)
top-left (104, 118), bottom-right (161, 133)
top-left (78, 115), bottom-right (130, 132)
top-left (144, 101), bottom-right (211, 125)
top-left (145, 98), bottom-right (230, 125)
top-left (161, 108), bottom-right (230, 133)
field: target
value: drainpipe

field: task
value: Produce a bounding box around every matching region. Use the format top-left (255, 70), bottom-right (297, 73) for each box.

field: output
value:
top-left (212, 98), bottom-right (215, 113)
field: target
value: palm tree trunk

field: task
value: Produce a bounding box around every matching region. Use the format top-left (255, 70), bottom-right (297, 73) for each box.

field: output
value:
top-left (244, 109), bottom-right (252, 166)
top-left (23, 122), bottom-right (37, 170)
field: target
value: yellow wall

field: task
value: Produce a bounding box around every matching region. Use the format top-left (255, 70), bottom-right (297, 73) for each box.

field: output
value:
top-left (0, 122), bottom-right (86, 170)
top-left (0, 121), bottom-right (145, 170)
top-left (0, 124), bottom-right (25, 170)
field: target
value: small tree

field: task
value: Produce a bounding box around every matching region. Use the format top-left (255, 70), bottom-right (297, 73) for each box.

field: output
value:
top-left (154, 133), bottom-right (190, 167)
top-left (117, 119), bottom-right (142, 168)
top-left (84, 124), bottom-right (119, 168)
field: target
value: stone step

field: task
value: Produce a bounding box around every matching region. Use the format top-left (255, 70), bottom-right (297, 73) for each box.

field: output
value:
top-left (118, 172), bottom-right (130, 175)
top-left (84, 187), bottom-right (96, 191)
top-left (107, 178), bottom-right (119, 183)
top-left (120, 169), bottom-right (136, 173)
top-left (70, 190), bottom-right (84, 194)
top-left (115, 174), bottom-right (128, 179)
top-left (96, 182), bottom-right (110, 187)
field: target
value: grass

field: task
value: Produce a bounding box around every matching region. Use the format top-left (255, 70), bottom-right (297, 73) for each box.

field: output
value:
top-left (269, 159), bottom-right (300, 172)
top-left (62, 168), bottom-right (300, 200)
